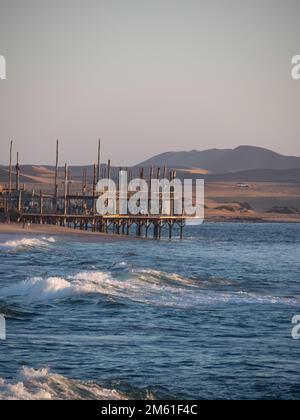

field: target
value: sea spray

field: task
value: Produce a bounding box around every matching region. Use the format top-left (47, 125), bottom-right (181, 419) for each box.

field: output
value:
top-left (0, 237), bottom-right (56, 250)
top-left (0, 269), bottom-right (296, 308)
top-left (0, 367), bottom-right (127, 400)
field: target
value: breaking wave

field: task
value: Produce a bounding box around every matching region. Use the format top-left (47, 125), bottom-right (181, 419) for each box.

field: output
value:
top-left (0, 237), bottom-right (56, 251)
top-left (0, 367), bottom-right (127, 400)
top-left (0, 268), bottom-right (296, 308)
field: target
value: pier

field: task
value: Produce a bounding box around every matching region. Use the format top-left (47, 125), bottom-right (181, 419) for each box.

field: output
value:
top-left (0, 140), bottom-right (189, 239)
top-left (19, 214), bottom-right (186, 240)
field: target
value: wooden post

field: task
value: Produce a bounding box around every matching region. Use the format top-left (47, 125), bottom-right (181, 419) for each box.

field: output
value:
top-left (145, 222), bottom-right (150, 238)
top-left (102, 165), bottom-right (107, 179)
top-left (64, 163), bottom-right (68, 217)
top-left (40, 190), bottom-right (43, 224)
top-left (54, 140), bottom-right (59, 205)
top-left (163, 165), bottom-right (167, 179)
top-left (136, 222), bottom-right (142, 237)
top-left (4, 194), bottom-right (8, 213)
top-left (67, 167), bottom-right (71, 196)
top-left (116, 221), bottom-right (120, 235)
top-left (149, 166), bottom-right (153, 214)
top-left (92, 163), bottom-right (97, 214)
top-left (169, 222), bottom-right (173, 240)
top-left (8, 140), bottom-right (13, 193)
top-left (17, 190), bottom-right (22, 212)
top-left (158, 222), bottom-right (162, 239)
top-left (107, 159), bottom-right (111, 178)
top-left (118, 167), bottom-right (122, 191)
top-left (82, 168), bottom-right (87, 196)
top-left (180, 222), bottom-right (184, 240)
top-left (153, 222), bottom-right (158, 239)
top-left (16, 152), bottom-right (20, 192)
top-left (97, 139), bottom-right (101, 183)
top-left (107, 160), bottom-right (111, 213)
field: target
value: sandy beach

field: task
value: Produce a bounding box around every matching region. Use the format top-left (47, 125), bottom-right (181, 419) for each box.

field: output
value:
top-left (1, 213), bottom-right (299, 245)
top-left (0, 223), bottom-right (133, 242)
top-left (204, 209), bottom-right (300, 223)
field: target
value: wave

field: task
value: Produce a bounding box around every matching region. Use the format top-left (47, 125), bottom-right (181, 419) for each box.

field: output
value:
top-left (0, 237), bottom-right (56, 251)
top-left (0, 268), bottom-right (297, 308)
top-left (0, 367), bottom-right (128, 400)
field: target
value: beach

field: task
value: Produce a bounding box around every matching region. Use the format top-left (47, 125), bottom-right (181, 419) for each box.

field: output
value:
top-left (0, 223), bottom-right (132, 242)
top-left (1, 211), bottom-right (300, 246)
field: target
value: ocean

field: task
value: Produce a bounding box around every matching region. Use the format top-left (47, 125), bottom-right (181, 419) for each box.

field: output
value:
top-left (0, 223), bottom-right (299, 400)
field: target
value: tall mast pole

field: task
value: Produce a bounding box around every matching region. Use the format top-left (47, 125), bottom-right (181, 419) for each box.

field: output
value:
top-left (93, 163), bottom-right (97, 214)
top-left (64, 163), bottom-right (68, 216)
top-left (82, 168), bottom-right (87, 196)
top-left (16, 152), bottom-right (20, 192)
top-left (97, 139), bottom-right (101, 183)
top-left (107, 159), bottom-right (111, 180)
top-left (8, 140), bottom-right (13, 193)
top-left (54, 139), bottom-right (59, 204)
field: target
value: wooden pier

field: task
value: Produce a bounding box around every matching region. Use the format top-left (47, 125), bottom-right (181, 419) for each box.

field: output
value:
top-left (19, 213), bottom-right (186, 240)
top-left (0, 140), bottom-right (189, 239)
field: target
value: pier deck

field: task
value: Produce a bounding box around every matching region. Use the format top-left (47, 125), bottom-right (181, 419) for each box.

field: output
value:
top-left (20, 213), bottom-right (186, 239)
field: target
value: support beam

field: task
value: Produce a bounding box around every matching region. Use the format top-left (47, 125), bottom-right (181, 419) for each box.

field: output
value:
top-left (180, 223), bottom-right (184, 240)
top-left (163, 165), bottom-right (167, 179)
top-left (169, 223), bottom-right (173, 240)
top-left (157, 167), bottom-right (161, 180)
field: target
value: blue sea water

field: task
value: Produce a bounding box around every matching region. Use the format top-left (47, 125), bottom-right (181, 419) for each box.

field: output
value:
top-left (0, 223), bottom-right (299, 400)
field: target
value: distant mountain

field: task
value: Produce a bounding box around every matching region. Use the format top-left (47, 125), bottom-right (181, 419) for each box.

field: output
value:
top-left (0, 164), bottom-right (123, 185)
top-left (1, 146), bottom-right (300, 186)
top-left (137, 146), bottom-right (300, 173)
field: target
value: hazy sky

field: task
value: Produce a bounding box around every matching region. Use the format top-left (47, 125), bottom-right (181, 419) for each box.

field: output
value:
top-left (0, 0), bottom-right (299, 165)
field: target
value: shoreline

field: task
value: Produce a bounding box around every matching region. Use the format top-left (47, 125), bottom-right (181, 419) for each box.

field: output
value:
top-left (1, 216), bottom-right (300, 242)
top-left (204, 215), bottom-right (300, 223)
top-left (0, 223), bottom-right (134, 242)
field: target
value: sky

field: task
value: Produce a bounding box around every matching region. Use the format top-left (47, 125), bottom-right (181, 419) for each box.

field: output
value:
top-left (0, 0), bottom-right (299, 166)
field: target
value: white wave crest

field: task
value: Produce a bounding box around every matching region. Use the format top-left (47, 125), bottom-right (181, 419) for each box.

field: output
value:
top-left (1, 277), bottom-right (74, 301)
top-left (1, 237), bottom-right (56, 250)
top-left (0, 268), bottom-right (297, 308)
top-left (0, 367), bottom-right (127, 400)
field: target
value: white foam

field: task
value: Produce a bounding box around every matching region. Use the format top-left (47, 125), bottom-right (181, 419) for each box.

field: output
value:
top-left (113, 261), bottom-right (128, 269)
top-left (1, 277), bottom-right (73, 301)
top-left (0, 367), bottom-right (127, 400)
top-left (1, 237), bottom-right (56, 249)
top-left (0, 268), bottom-right (296, 308)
